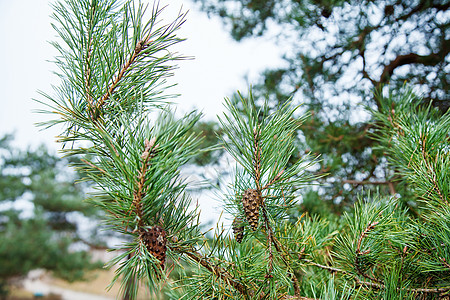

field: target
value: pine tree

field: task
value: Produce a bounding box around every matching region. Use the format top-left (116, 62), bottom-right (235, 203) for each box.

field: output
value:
top-left (38, 0), bottom-right (450, 299)
top-left (0, 135), bottom-right (102, 297)
top-left (192, 0), bottom-right (449, 210)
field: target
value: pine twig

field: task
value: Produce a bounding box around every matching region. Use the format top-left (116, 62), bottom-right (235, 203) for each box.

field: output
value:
top-left (81, 158), bottom-right (107, 174)
top-left (95, 36), bottom-right (153, 113)
top-left (262, 169), bottom-right (284, 190)
top-left (303, 258), bottom-right (450, 295)
top-left (440, 257), bottom-right (450, 270)
top-left (355, 279), bottom-right (450, 294)
top-left (355, 221), bottom-right (383, 284)
top-left (252, 125), bottom-right (262, 191)
top-left (181, 248), bottom-right (250, 298)
top-left (281, 296), bottom-right (318, 300)
top-left (128, 138), bottom-right (157, 232)
top-left (81, 0), bottom-right (96, 114)
top-left (260, 206), bottom-right (301, 297)
top-left (420, 134), bottom-right (448, 204)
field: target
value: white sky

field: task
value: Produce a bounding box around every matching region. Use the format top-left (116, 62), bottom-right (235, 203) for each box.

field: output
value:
top-left (0, 0), bottom-right (284, 150)
top-left (0, 0), bottom-right (284, 226)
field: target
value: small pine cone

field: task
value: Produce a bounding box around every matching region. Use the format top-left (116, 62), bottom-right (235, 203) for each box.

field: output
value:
top-left (232, 217), bottom-right (245, 243)
top-left (242, 189), bottom-right (261, 231)
top-left (142, 226), bottom-right (167, 270)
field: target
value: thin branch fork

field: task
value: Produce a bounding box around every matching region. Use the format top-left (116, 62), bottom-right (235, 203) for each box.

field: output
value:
top-left (420, 134), bottom-right (448, 204)
top-left (355, 221), bottom-right (383, 284)
top-left (95, 35), bottom-right (153, 113)
top-left (260, 206), bottom-right (301, 297)
top-left (181, 249), bottom-right (250, 298)
top-left (130, 138), bottom-right (157, 232)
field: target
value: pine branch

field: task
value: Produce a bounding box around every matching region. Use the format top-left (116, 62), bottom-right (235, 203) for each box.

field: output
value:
top-left (355, 221), bottom-right (383, 284)
top-left (252, 125), bottom-right (262, 191)
top-left (84, 3), bottom-right (95, 109)
top-left (304, 258), bottom-right (450, 295)
top-left (379, 50), bottom-right (449, 85)
top-left (303, 259), bottom-right (346, 274)
top-left (262, 169), bottom-right (284, 190)
top-left (95, 35), bottom-right (152, 113)
top-left (355, 279), bottom-right (450, 294)
top-left (260, 206), bottom-right (301, 297)
top-left (419, 134), bottom-right (448, 205)
top-left (281, 296), bottom-right (318, 300)
top-left (132, 138), bottom-right (157, 231)
top-left (180, 248), bottom-right (251, 298)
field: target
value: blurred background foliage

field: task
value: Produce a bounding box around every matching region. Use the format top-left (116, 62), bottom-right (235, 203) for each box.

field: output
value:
top-left (0, 134), bottom-right (103, 297)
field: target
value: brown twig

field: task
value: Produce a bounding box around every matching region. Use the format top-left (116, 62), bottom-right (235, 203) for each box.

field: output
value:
top-left (356, 221), bottom-right (379, 253)
top-left (84, 3), bottom-right (95, 110)
top-left (440, 257), bottom-right (450, 270)
top-left (281, 296), bottom-right (318, 300)
top-left (266, 222), bottom-right (274, 279)
top-left (262, 169), bottom-right (284, 190)
top-left (303, 259), bottom-right (346, 274)
top-left (420, 134), bottom-right (448, 204)
top-left (252, 125), bottom-right (262, 191)
top-left (303, 258), bottom-right (450, 295)
top-left (81, 158), bottom-right (107, 174)
top-left (95, 36), bottom-right (152, 113)
top-left (355, 221), bottom-right (382, 284)
top-left (260, 206), bottom-right (301, 297)
top-left (355, 279), bottom-right (450, 294)
top-left (127, 138), bottom-right (157, 232)
top-left (181, 248), bottom-right (250, 298)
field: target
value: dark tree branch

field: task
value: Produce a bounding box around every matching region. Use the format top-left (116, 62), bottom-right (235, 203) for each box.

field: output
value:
top-left (379, 44), bottom-right (450, 85)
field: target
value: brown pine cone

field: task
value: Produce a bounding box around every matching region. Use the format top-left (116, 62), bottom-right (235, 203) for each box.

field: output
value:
top-left (232, 217), bottom-right (245, 243)
top-left (242, 189), bottom-right (261, 231)
top-left (142, 226), bottom-right (167, 270)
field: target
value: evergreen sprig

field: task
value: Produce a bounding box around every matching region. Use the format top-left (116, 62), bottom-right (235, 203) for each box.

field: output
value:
top-left (37, 0), bottom-right (450, 298)
top-left (371, 87), bottom-right (450, 208)
top-left (37, 0), bottom-right (205, 298)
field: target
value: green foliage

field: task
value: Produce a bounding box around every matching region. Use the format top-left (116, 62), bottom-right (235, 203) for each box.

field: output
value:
top-left (38, 0), bottom-right (450, 299)
top-left (371, 88), bottom-right (450, 210)
top-left (0, 135), bottom-right (101, 295)
top-left (329, 90), bottom-right (450, 299)
top-left (189, 120), bottom-right (224, 166)
top-left (38, 0), bottom-right (205, 298)
top-left (193, 0), bottom-right (449, 210)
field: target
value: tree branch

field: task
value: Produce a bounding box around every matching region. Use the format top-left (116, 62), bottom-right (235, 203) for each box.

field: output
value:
top-left (181, 248), bottom-right (250, 298)
top-left (304, 258), bottom-right (450, 294)
top-left (379, 46), bottom-right (449, 85)
top-left (95, 36), bottom-right (153, 113)
top-left (355, 221), bottom-right (383, 284)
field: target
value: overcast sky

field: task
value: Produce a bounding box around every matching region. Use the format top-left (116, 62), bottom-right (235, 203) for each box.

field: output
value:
top-left (0, 0), bottom-right (284, 150)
